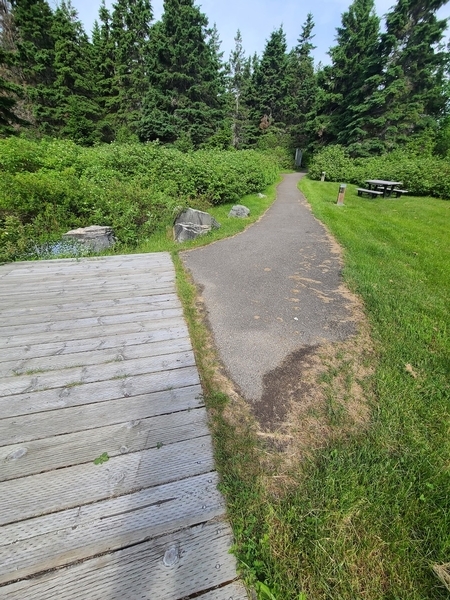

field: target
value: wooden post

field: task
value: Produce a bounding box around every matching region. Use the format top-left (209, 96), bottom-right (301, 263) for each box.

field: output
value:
top-left (321, 171), bottom-right (326, 182)
top-left (337, 183), bottom-right (346, 205)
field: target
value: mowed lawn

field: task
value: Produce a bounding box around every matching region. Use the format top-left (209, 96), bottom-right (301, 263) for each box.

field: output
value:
top-left (285, 178), bottom-right (450, 598)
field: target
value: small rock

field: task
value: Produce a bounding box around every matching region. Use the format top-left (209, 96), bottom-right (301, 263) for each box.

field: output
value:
top-left (257, 193), bottom-right (267, 198)
top-left (228, 205), bottom-right (250, 218)
top-left (173, 208), bottom-right (220, 243)
top-left (63, 225), bottom-right (115, 252)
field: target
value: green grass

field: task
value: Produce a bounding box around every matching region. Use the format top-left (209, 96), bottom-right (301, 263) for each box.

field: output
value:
top-left (276, 178), bottom-right (450, 599)
top-left (133, 184), bottom-right (279, 254)
top-left (177, 177), bottom-right (450, 600)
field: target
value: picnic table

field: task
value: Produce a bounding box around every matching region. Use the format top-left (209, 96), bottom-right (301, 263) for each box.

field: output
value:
top-left (365, 179), bottom-right (403, 197)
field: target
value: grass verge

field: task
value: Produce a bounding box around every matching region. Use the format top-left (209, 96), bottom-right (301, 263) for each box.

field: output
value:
top-left (175, 176), bottom-right (450, 600)
top-left (132, 183), bottom-right (279, 254)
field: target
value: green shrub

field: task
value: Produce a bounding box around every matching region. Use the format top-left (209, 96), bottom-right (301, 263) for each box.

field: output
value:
top-left (308, 145), bottom-right (450, 199)
top-left (0, 138), bottom-right (281, 262)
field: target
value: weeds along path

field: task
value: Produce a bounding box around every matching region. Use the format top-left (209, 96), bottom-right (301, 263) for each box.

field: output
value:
top-left (181, 173), bottom-right (362, 431)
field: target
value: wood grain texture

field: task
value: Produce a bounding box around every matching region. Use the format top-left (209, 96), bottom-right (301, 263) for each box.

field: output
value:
top-left (197, 584), bottom-right (249, 599)
top-left (0, 384), bottom-right (203, 445)
top-left (0, 293), bottom-right (179, 324)
top-left (0, 254), bottom-right (244, 598)
top-left (0, 367), bottom-right (201, 419)
top-left (0, 336), bottom-right (192, 377)
top-left (0, 349), bottom-right (196, 396)
top-left (0, 472), bottom-right (224, 585)
top-left (1, 520), bottom-right (237, 600)
top-left (0, 324), bottom-right (189, 363)
top-left (1, 406), bottom-right (209, 480)
top-left (0, 435), bottom-right (214, 526)
top-left (0, 314), bottom-right (185, 349)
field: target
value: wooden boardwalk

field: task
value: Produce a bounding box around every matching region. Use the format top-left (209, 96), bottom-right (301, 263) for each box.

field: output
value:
top-left (0, 253), bottom-right (246, 600)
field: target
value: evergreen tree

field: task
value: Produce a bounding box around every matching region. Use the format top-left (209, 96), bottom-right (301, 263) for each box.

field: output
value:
top-left (321, 0), bottom-right (383, 155)
top-left (0, 47), bottom-right (25, 135)
top-left (251, 27), bottom-right (289, 127)
top-left (10, 0), bottom-right (56, 132)
top-left (139, 0), bottom-right (224, 147)
top-left (377, 0), bottom-right (449, 150)
top-left (91, 2), bottom-right (116, 141)
top-left (51, 1), bottom-right (100, 145)
top-left (226, 29), bottom-right (251, 148)
top-left (0, 1), bottom-right (18, 132)
top-left (110, 0), bottom-right (153, 138)
top-left (285, 13), bottom-right (319, 149)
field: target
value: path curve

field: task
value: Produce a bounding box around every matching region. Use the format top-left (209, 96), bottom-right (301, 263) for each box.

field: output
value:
top-left (181, 173), bottom-right (357, 427)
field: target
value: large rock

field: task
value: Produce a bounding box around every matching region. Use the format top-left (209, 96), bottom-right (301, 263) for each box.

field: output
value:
top-left (173, 208), bottom-right (220, 243)
top-left (228, 205), bottom-right (250, 218)
top-left (63, 225), bottom-right (116, 251)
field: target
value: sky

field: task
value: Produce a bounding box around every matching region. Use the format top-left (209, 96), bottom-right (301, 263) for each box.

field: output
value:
top-left (64, 0), bottom-right (450, 67)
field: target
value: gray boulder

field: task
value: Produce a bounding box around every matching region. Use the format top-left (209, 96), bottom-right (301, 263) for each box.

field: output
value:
top-left (228, 205), bottom-right (250, 218)
top-left (63, 225), bottom-right (115, 251)
top-left (173, 208), bottom-right (220, 243)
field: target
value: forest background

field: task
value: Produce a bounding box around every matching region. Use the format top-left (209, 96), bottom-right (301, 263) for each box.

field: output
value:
top-left (1, 0), bottom-right (449, 156)
top-left (0, 0), bottom-right (449, 261)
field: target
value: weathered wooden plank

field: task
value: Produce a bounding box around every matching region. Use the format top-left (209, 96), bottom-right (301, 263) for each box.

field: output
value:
top-left (0, 262), bottom-right (173, 282)
top-left (0, 336), bottom-right (192, 377)
top-left (0, 384), bottom-right (203, 445)
top-left (0, 253), bottom-right (172, 274)
top-left (0, 316), bottom-right (186, 352)
top-left (0, 435), bottom-right (213, 526)
top-left (0, 307), bottom-right (183, 337)
top-left (0, 349), bottom-right (196, 397)
top-left (0, 293), bottom-right (178, 323)
top-left (0, 255), bottom-right (172, 275)
top-left (0, 283), bottom-right (176, 309)
top-left (197, 584), bottom-right (248, 599)
top-left (1, 519), bottom-right (236, 600)
top-left (0, 472), bottom-right (225, 586)
top-left (0, 275), bottom-right (175, 296)
top-left (0, 325), bottom-right (189, 364)
top-left (0, 265), bottom-right (175, 293)
top-left (0, 368), bottom-right (201, 419)
top-left (1, 406), bottom-right (208, 480)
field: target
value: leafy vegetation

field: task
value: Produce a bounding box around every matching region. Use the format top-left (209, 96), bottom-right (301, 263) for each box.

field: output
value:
top-left (0, 137), bottom-right (280, 262)
top-left (308, 144), bottom-right (450, 198)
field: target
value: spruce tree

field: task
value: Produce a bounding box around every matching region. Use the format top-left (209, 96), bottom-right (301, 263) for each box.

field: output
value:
top-left (0, 0), bottom-right (24, 133)
top-left (285, 14), bottom-right (319, 149)
top-left (251, 27), bottom-right (289, 128)
top-left (226, 29), bottom-right (251, 148)
top-left (91, 1), bottom-right (116, 141)
top-left (321, 0), bottom-right (383, 155)
top-left (110, 0), bottom-right (153, 138)
top-left (51, 1), bottom-right (100, 145)
top-left (377, 0), bottom-right (449, 150)
top-left (139, 0), bottom-right (224, 147)
top-left (10, 0), bottom-right (57, 132)
top-left (0, 47), bottom-right (25, 135)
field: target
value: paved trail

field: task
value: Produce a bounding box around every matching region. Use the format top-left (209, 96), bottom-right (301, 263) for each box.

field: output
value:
top-left (182, 173), bottom-right (357, 427)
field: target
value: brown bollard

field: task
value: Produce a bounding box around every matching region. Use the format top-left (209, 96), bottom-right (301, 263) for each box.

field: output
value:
top-left (337, 183), bottom-right (346, 205)
top-left (321, 171), bottom-right (326, 182)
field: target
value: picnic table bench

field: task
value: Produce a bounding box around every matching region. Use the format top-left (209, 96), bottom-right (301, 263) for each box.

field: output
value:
top-left (365, 179), bottom-right (404, 198)
top-left (357, 187), bottom-right (384, 198)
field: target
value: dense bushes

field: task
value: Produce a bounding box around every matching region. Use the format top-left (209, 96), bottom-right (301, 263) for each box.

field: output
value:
top-left (0, 138), bottom-right (280, 262)
top-left (308, 145), bottom-right (450, 199)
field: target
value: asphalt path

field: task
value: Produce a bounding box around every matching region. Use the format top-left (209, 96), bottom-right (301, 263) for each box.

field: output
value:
top-left (181, 173), bottom-right (357, 424)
